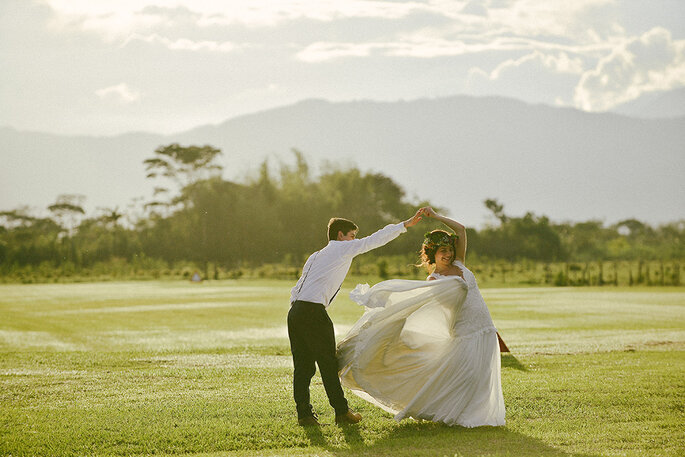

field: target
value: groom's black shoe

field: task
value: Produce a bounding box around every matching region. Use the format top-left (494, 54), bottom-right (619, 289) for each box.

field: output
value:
top-left (335, 409), bottom-right (362, 425)
top-left (298, 414), bottom-right (320, 426)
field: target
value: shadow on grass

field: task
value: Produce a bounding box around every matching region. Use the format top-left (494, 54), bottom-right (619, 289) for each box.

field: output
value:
top-left (338, 422), bottom-right (364, 446)
top-left (313, 421), bottom-right (599, 457)
top-left (304, 421), bottom-right (365, 448)
top-left (501, 353), bottom-right (528, 371)
top-left (303, 423), bottom-right (327, 448)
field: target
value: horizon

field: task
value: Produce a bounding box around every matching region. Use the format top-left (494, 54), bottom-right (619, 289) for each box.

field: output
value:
top-left (2, 92), bottom-right (683, 139)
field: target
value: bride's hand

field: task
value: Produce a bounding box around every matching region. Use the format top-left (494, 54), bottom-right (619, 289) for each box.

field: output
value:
top-left (423, 206), bottom-right (438, 218)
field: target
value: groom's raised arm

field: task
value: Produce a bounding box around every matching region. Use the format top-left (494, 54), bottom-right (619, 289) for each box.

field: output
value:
top-left (344, 208), bottom-right (424, 257)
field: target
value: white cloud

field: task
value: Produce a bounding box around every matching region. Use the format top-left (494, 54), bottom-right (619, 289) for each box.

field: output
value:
top-left (413, 0), bottom-right (617, 43)
top-left (489, 51), bottom-right (584, 79)
top-left (460, 1), bottom-right (488, 17)
top-left (46, 0), bottom-right (167, 41)
top-left (43, 0), bottom-right (625, 69)
top-left (296, 42), bottom-right (377, 62)
top-left (124, 33), bottom-right (240, 53)
top-left (215, 0), bottom-right (425, 25)
top-left (296, 38), bottom-right (515, 62)
top-left (44, 0), bottom-right (616, 39)
top-left (296, 35), bottom-right (602, 62)
top-left (485, 0), bottom-right (616, 39)
top-left (32, 0), bottom-right (685, 120)
top-left (287, 0), bottom-right (622, 63)
top-left (44, 0), bottom-right (430, 37)
top-left (95, 83), bottom-right (141, 104)
top-left (467, 66), bottom-right (490, 80)
top-left (464, 50), bottom-right (584, 106)
top-left (574, 27), bottom-right (685, 111)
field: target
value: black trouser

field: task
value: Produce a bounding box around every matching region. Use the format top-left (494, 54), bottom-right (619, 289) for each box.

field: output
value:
top-left (287, 300), bottom-right (349, 419)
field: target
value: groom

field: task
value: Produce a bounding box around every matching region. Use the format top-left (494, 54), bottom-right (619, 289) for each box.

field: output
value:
top-left (288, 209), bottom-right (424, 426)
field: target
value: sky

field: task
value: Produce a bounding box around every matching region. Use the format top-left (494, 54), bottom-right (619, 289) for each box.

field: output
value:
top-left (1, 0), bottom-right (684, 136)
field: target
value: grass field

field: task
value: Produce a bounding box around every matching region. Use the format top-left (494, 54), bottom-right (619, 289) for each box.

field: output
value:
top-left (1, 279), bottom-right (684, 456)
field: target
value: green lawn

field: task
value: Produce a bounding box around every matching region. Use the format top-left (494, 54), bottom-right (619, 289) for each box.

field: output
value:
top-left (1, 280), bottom-right (683, 456)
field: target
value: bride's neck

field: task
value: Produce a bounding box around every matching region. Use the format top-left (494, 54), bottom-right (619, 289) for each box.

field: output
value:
top-left (434, 264), bottom-right (451, 274)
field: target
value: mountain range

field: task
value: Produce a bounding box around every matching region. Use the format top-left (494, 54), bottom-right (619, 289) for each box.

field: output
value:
top-left (1, 95), bottom-right (683, 227)
top-left (611, 88), bottom-right (685, 119)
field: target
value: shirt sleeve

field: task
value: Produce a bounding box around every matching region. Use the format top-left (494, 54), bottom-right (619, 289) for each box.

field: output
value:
top-left (342, 222), bottom-right (407, 257)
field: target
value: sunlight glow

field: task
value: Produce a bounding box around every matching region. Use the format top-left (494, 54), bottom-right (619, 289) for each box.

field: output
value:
top-left (574, 27), bottom-right (685, 111)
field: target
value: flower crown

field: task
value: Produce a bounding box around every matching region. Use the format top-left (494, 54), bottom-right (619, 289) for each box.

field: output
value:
top-left (423, 231), bottom-right (458, 248)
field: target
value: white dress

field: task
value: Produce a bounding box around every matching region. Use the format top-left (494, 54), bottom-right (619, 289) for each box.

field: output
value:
top-left (337, 260), bottom-right (505, 427)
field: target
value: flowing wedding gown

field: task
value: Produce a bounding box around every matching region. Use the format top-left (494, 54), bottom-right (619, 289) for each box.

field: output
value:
top-left (337, 260), bottom-right (505, 427)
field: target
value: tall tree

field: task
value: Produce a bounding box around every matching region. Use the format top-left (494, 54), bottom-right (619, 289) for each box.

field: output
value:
top-left (143, 143), bottom-right (223, 213)
top-left (48, 194), bottom-right (85, 237)
top-left (485, 199), bottom-right (507, 224)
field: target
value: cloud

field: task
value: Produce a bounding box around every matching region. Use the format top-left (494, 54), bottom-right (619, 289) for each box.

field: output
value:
top-left (216, 0), bottom-right (425, 25)
top-left (43, 0), bottom-right (615, 38)
top-left (489, 51), bottom-right (585, 79)
top-left (465, 51), bottom-right (585, 105)
top-left (95, 83), bottom-right (141, 104)
top-left (460, 1), bottom-right (488, 17)
top-left (43, 0), bottom-right (622, 66)
top-left (44, 0), bottom-right (430, 36)
top-left (296, 35), bottom-right (603, 62)
top-left (289, 0), bottom-right (620, 62)
top-left (33, 0), bottom-right (685, 119)
top-left (46, 0), bottom-right (168, 42)
top-left (574, 27), bottom-right (685, 111)
top-left (295, 38), bottom-right (518, 62)
top-left (486, 0), bottom-right (616, 39)
top-left (124, 33), bottom-right (240, 53)
top-left (296, 42), bottom-right (378, 62)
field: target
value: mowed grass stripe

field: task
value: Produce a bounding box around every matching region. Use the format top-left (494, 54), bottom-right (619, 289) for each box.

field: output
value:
top-left (35, 300), bottom-right (278, 315)
top-left (0, 280), bottom-right (287, 308)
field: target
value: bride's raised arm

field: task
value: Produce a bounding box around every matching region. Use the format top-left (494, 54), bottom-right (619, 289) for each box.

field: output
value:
top-left (423, 207), bottom-right (467, 263)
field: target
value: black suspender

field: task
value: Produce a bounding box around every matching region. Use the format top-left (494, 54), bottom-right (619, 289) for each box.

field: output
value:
top-left (329, 284), bottom-right (342, 303)
top-left (293, 250), bottom-right (343, 306)
top-left (295, 250), bottom-right (319, 298)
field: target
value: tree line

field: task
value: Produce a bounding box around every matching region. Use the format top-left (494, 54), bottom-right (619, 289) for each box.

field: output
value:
top-left (0, 145), bottom-right (682, 282)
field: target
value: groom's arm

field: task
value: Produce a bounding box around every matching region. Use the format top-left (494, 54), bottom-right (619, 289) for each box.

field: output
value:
top-left (344, 208), bottom-right (424, 257)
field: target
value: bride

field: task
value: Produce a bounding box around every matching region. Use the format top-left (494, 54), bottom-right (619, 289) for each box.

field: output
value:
top-left (337, 207), bottom-right (505, 427)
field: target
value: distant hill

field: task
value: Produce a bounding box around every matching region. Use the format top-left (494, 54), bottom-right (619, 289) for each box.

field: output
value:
top-left (611, 88), bottom-right (685, 119)
top-left (1, 96), bottom-right (684, 226)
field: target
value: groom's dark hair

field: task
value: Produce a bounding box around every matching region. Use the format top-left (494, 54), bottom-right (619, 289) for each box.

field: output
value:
top-left (328, 218), bottom-right (358, 241)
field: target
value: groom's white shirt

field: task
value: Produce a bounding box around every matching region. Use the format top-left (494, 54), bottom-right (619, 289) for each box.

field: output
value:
top-left (290, 222), bottom-right (407, 308)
